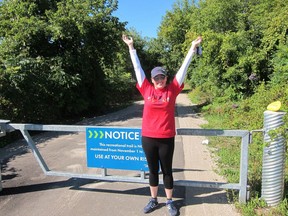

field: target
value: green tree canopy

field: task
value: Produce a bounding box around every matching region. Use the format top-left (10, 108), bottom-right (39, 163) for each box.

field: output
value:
top-left (152, 0), bottom-right (288, 101)
top-left (0, 0), bottom-right (130, 123)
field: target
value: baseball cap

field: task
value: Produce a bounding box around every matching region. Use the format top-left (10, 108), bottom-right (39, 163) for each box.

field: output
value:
top-left (151, 66), bottom-right (167, 78)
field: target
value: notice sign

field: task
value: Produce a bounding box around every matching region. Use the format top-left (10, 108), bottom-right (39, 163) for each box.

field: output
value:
top-left (86, 127), bottom-right (148, 171)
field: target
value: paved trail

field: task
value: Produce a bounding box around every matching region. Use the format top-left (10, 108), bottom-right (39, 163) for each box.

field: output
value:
top-left (0, 93), bottom-right (240, 216)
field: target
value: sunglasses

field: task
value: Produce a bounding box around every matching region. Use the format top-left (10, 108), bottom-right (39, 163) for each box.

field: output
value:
top-left (153, 75), bottom-right (166, 81)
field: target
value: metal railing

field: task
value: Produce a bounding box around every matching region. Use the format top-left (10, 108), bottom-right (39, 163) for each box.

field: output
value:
top-left (0, 120), bottom-right (251, 203)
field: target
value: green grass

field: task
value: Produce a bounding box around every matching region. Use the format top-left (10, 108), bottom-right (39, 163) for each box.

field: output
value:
top-left (188, 85), bottom-right (288, 215)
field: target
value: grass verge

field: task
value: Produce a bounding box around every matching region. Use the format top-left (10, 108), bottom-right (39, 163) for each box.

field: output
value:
top-left (188, 86), bottom-right (288, 216)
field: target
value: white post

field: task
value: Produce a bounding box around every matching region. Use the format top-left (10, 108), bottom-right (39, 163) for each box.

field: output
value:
top-left (261, 111), bottom-right (286, 206)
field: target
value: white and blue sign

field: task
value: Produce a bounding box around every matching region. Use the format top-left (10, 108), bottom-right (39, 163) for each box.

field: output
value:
top-left (86, 127), bottom-right (148, 171)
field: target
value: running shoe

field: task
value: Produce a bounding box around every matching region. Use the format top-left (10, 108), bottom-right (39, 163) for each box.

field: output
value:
top-left (166, 200), bottom-right (177, 216)
top-left (143, 198), bottom-right (158, 214)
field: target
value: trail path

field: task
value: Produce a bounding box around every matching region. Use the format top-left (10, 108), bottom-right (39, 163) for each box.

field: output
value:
top-left (175, 93), bottom-right (240, 216)
top-left (0, 93), bottom-right (240, 216)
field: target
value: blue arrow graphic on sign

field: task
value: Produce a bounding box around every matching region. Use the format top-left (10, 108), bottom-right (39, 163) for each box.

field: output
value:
top-left (94, 131), bottom-right (98, 138)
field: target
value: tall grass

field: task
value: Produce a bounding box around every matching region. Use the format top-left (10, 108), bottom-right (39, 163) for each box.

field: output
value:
top-left (188, 83), bottom-right (288, 215)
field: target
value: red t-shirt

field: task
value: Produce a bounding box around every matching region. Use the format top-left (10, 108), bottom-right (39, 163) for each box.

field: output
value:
top-left (136, 78), bottom-right (184, 138)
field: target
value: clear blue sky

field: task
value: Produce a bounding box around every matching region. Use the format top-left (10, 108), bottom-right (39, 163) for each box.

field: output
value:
top-left (113, 0), bottom-right (177, 38)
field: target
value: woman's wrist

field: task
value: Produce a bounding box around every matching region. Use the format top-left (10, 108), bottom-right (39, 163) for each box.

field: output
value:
top-left (191, 45), bottom-right (197, 53)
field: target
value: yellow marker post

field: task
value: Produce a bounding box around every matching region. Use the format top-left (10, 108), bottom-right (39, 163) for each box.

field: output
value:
top-left (267, 101), bottom-right (281, 111)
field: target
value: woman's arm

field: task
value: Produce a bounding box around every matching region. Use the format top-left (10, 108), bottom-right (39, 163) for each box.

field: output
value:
top-left (122, 34), bottom-right (145, 87)
top-left (175, 36), bottom-right (202, 86)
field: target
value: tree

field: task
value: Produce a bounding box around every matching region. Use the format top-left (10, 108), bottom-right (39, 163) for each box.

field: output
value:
top-left (0, 0), bottom-right (127, 123)
top-left (157, 0), bottom-right (197, 74)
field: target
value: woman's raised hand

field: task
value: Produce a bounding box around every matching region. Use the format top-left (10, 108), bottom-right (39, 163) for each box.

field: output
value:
top-left (192, 36), bottom-right (202, 48)
top-left (122, 34), bottom-right (134, 50)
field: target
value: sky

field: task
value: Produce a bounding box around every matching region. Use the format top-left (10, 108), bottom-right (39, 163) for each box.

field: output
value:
top-left (113, 0), bottom-right (177, 38)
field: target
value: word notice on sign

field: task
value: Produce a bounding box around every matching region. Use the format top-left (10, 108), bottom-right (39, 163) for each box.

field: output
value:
top-left (86, 127), bottom-right (148, 171)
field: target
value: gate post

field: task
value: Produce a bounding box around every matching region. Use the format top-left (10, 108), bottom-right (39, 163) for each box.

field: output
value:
top-left (261, 110), bottom-right (286, 206)
top-left (0, 120), bottom-right (10, 137)
top-left (0, 162), bottom-right (2, 192)
top-left (0, 120), bottom-right (10, 192)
